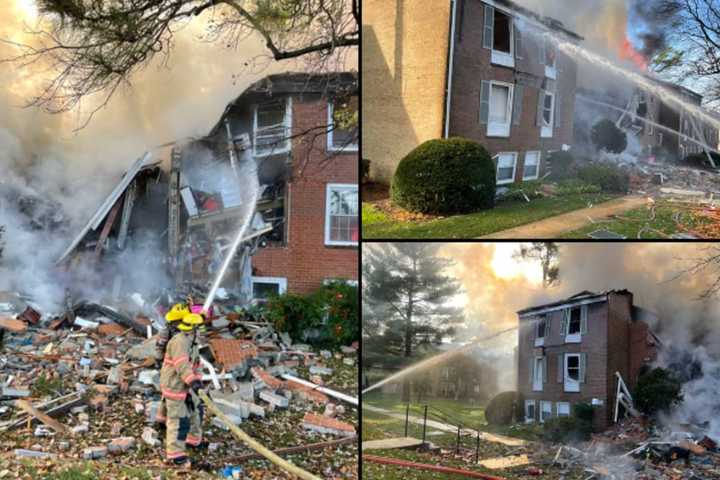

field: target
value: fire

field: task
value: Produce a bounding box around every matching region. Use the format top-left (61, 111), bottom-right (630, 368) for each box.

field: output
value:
top-left (619, 37), bottom-right (648, 71)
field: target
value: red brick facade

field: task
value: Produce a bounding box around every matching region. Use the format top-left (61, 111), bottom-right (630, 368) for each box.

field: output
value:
top-left (517, 291), bottom-right (657, 430)
top-left (447, 0), bottom-right (578, 184)
top-left (251, 98), bottom-right (358, 294)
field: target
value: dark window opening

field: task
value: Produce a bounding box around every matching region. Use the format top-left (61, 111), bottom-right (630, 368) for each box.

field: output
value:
top-left (568, 307), bottom-right (581, 334)
top-left (526, 403), bottom-right (535, 420)
top-left (537, 317), bottom-right (546, 338)
top-left (493, 10), bottom-right (511, 53)
top-left (567, 355), bottom-right (580, 381)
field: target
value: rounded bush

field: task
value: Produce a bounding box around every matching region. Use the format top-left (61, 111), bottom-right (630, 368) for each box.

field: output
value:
top-left (577, 163), bottom-right (630, 193)
top-left (391, 138), bottom-right (496, 214)
top-left (591, 119), bottom-right (627, 154)
top-left (485, 391), bottom-right (523, 426)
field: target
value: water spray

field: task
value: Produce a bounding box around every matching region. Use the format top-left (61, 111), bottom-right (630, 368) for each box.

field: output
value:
top-left (202, 153), bottom-right (260, 313)
top-left (362, 326), bottom-right (518, 395)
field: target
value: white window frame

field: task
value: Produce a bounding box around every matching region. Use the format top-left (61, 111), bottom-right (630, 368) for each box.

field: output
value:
top-left (532, 356), bottom-right (544, 392)
top-left (544, 38), bottom-right (557, 79)
top-left (487, 81), bottom-right (514, 137)
top-left (540, 400), bottom-right (553, 423)
top-left (494, 152), bottom-right (518, 185)
top-left (251, 276), bottom-right (288, 301)
top-left (524, 400), bottom-right (536, 424)
top-left (523, 151), bottom-right (541, 181)
top-left (541, 91), bottom-right (555, 138)
top-left (556, 402), bottom-right (570, 417)
top-left (253, 97), bottom-right (292, 157)
top-left (327, 101), bottom-right (358, 152)
top-left (324, 183), bottom-right (358, 247)
top-left (534, 315), bottom-right (546, 347)
top-left (564, 305), bottom-right (585, 343)
top-left (490, 8), bottom-right (515, 68)
top-left (564, 353), bottom-right (581, 393)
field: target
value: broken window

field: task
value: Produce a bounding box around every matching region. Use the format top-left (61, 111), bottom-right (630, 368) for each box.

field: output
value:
top-left (523, 151), bottom-right (540, 180)
top-left (325, 183), bottom-right (358, 246)
top-left (542, 93), bottom-right (554, 127)
top-left (488, 82), bottom-right (514, 137)
top-left (540, 401), bottom-right (552, 423)
top-left (568, 307), bottom-right (582, 334)
top-left (257, 181), bottom-right (287, 245)
top-left (495, 152), bottom-right (517, 185)
top-left (493, 9), bottom-right (511, 53)
top-left (536, 316), bottom-right (546, 339)
top-left (564, 353), bottom-right (584, 393)
top-left (328, 97), bottom-right (358, 151)
top-left (251, 276), bottom-right (287, 301)
top-left (524, 400), bottom-right (536, 423)
top-left (254, 98), bottom-right (291, 157)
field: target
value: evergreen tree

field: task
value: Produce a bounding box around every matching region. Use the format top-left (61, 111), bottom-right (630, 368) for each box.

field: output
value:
top-left (363, 243), bottom-right (463, 400)
top-left (514, 242), bottom-right (560, 287)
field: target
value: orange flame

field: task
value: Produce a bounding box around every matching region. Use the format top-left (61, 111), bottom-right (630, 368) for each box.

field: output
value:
top-left (619, 37), bottom-right (648, 71)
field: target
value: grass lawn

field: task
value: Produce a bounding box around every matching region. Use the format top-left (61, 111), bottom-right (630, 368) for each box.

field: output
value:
top-left (559, 202), bottom-right (711, 239)
top-left (362, 194), bottom-right (617, 239)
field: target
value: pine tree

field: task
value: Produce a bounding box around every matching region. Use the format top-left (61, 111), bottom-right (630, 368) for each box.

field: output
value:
top-left (363, 243), bottom-right (463, 400)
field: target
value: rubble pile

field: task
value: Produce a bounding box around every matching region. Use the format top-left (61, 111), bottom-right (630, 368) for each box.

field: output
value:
top-left (0, 291), bottom-right (359, 479)
top-left (550, 417), bottom-right (720, 480)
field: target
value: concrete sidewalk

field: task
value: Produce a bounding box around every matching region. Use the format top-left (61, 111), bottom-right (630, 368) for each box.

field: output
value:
top-left (480, 195), bottom-right (648, 239)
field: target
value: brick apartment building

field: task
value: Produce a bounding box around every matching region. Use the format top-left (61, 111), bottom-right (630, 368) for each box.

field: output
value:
top-left (516, 290), bottom-right (659, 430)
top-left (172, 73), bottom-right (358, 299)
top-left (364, 0), bottom-right (583, 186)
top-left (576, 79), bottom-right (720, 163)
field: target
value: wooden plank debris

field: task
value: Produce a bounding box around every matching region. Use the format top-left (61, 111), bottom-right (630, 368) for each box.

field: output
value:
top-left (15, 399), bottom-right (71, 435)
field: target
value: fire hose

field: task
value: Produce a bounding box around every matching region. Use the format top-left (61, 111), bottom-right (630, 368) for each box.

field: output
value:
top-left (194, 390), bottom-right (322, 480)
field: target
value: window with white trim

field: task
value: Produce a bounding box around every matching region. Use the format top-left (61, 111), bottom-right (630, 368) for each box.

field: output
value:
top-left (494, 152), bottom-right (518, 185)
top-left (251, 276), bottom-right (287, 301)
top-left (544, 38), bottom-right (557, 79)
top-left (327, 98), bottom-right (358, 152)
top-left (556, 402), bottom-right (570, 417)
top-left (532, 356), bottom-right (544, 392)
top-left (564, 353), bottom-right (581, 393)
top-left (491, 8), bottom-right (515, 67)
top-left (523, 151), bottom-right (541, 180)
top-left (325, 184), bottom-right (358, 246)
top-left (254, 98), bottom-right (291, 157)
top-left (524, 400), bottom-right (536, 423)
top-left (563, 304), bottom-right (586, 343)
top-left (540, 401), bottom-right (553, 423)
top-left (488, 82), bottom-right (514, 137)
top-left (541, 91), bottom-right (555, 138)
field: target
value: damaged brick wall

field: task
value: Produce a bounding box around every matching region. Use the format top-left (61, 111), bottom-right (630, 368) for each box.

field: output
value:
top-left (251, 98), bottom-right (358, 294)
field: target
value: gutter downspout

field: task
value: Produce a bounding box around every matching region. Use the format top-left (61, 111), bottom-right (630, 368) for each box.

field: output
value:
top-left (443, 0), bottom-right (458, 138)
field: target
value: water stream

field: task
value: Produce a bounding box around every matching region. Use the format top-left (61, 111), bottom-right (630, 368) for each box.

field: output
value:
top-left (362, 326), bottom-right (518, 395)
top-left (202, 151), bottom-right (259, 312)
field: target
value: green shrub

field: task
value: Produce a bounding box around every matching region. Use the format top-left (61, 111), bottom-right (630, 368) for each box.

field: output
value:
top-left (391, 138), bottom-right (496, 214)
top-left (556, 179), bottom-right (601, 195)
top-left (634, 367), bottom-right (683, 416)
top-left (577, 163), bottom-right (630, 193)
top-left (485, 391), bottom-right (524, 425)
top-left (499, 181), bottom-right (545, 202)
top-left (547, 151), bottom-right (575, 181)
top-left (362, 159), bottom-right (371, 181)
top-left (261, 282), bottom-right (358, 349)
top-left (591, 119), bottom-right (628, 153)
top-left (542, 416), bottom-right (592, 443)
top-left (573, 402), bottom-right (595, 423)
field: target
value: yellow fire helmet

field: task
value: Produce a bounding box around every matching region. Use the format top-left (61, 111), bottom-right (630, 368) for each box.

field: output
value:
top-left (177, 313), bottom-right (204, 332)
top-left (165, 303), bottom-right (190, 322)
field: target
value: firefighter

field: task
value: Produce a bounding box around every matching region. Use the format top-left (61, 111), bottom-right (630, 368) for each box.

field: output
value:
top-left (160, 312), bottom-right (206, 467)
top-left (154, 303), bottom-right (190, 426)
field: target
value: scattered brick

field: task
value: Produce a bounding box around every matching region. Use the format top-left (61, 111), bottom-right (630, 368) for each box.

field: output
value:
top-left (210, 339), bottom-right (258, 369)
top-left (302, 413), bottom-right (355, 437)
